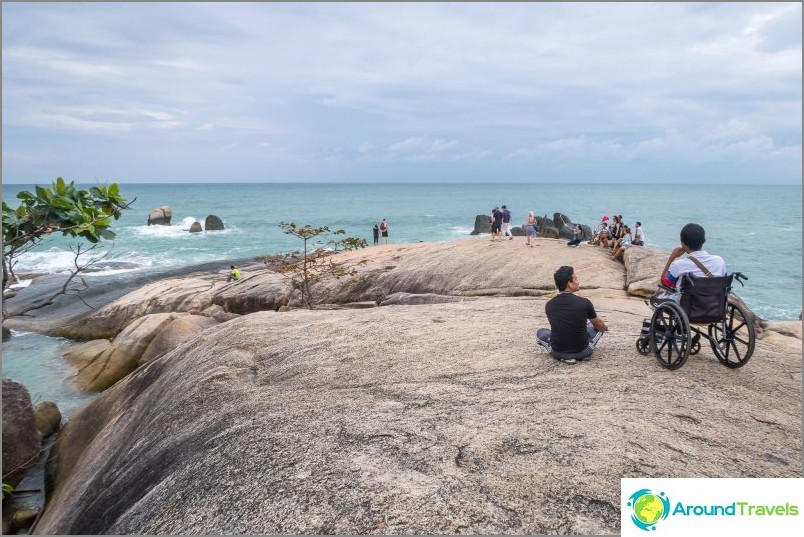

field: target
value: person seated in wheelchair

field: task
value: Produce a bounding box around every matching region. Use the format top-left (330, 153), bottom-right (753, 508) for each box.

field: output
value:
top-left (650, 223), bottom-right (726, 308)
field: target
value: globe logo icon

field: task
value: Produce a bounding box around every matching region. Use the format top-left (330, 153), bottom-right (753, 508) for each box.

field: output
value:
top-left (627, 489), bottom-right (670, 531)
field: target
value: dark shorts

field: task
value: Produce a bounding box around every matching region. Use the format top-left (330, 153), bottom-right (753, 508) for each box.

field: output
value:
top-left (491, 223), bottom-right (501, 232)
top-left (381, 231), bottom-right (388, 237)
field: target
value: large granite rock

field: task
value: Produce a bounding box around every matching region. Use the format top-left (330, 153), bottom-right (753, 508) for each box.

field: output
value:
top-left (147, 206), bottom-right (172, 226)
top-left (204, 215), bottom-right (225, 231)
top-left (189, 222), bottom-right (202, 233)
top-left (35, 298), bottom-right (801, 534)
top-left (53, 271), bottom-right (291, 340)
top-left (2, 379), bottom-right (41, 487)
top-left (64, 313), bottom-right (218, 392)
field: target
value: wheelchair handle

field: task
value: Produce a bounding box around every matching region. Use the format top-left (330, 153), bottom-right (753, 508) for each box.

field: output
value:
top-left (733, 272), bottom-right (748, 286)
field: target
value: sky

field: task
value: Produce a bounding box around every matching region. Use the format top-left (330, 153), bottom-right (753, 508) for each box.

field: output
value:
top-left (2, 2), bottom-right (802, 184)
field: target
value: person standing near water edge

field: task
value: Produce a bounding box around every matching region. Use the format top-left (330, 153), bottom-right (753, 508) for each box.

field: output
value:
top-left (373, 224), bottom-right (380, 246)
top-left (380, 218), bottom-right (389, 244)
top-left (501, 205), bottom-right (513, 240)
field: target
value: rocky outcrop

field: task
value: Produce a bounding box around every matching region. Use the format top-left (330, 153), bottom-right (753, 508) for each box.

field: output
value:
top-left (53, 271), bottom-right (291, 340)
top-left (204, 215), bottom-right (225, 231)
top-left (147, 206), bottom-right (172, 226)
top-left (64, 313), bottom-right (218, 392)
top-left (2, 379), bottom-right (41, 487)
top-left (189, 222), bottom-right (202, 233)
top-left (48, 236), bottom-right (768, 343)
top-left (139, 314), bottom-right (218, 363)
top-left (35, 297), bottom-right (801, 534)
top-left (471, 214), bottom-right (491, 235)
top-left (33, 402), bottom-right (62, 438)
top-left (623, 245), bottom-right (665, 297)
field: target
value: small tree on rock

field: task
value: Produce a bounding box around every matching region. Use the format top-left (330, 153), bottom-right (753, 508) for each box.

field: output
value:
top-left (262, 222), bottom-right (367, 309)
top-left (2, 178), bottom-right (132, 313)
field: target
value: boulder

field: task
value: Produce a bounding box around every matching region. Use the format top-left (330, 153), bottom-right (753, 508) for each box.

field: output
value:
top-left (139, 315), bottom-right (218, 364)
top-left (510, 226), bottom-right (525, 236)
top-left (204, 215), bottom-right (225, 231)
top-left (471, 214), bottom-right (492, 235)
top-left (623, 246), bottom-right (666, 297)
top-left (33, 401), bottom-right (62, 438)
top-left (552, 212), bottom-right (571, 229)
top-left (64, 313), bottom-right (217, 392)
top-left (2, 325), bottom-right (11, 341)
top-left (189, 222), bottom-right (202, 233)
top-left (54, 272), bottom-right (294, 340)
top-left (147, 206), bottom-right (172, 226)
top-left (2, 379), bottom-right (41, 487)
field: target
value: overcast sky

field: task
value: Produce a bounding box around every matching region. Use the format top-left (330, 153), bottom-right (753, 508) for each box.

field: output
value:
top-left (2, 2), bottom-right (801, 184)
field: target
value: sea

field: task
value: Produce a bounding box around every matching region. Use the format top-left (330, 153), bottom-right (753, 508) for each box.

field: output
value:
top-left (2, 182), bottom-right (801, 415)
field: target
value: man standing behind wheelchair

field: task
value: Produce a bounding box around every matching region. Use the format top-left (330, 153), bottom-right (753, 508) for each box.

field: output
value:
top-left (651, 223), bottom-right (726, 305)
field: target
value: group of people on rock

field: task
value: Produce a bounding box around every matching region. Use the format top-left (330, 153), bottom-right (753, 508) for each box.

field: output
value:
top-left (537, 222), bottom-right (723, 365)
top-left (489, 205), bottom-right (514, 242)
top-left (590, 215), bottom-right (645, 262)
top-left (489, 206), bottom-right (542, 246)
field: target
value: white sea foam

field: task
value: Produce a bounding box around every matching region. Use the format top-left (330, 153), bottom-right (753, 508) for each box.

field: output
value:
top-left (451, 226), bottom-right (474, 234)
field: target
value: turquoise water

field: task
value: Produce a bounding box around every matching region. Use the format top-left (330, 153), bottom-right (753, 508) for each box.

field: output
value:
top-left (1, 331), bottom-right (97, 417)
top-left (2, 182), bottom-right (801, 416)
top-left (3, 182), bottom-right (801, 320)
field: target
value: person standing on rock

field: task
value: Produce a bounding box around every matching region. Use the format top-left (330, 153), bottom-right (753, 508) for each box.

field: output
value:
top-left (501, 205), bottom-right (513, 240)
top-left (379, 218), bottom-right (389, 244)
top-left (490, 206), bottom-right (503, 241)
top-left (525, 211), bottom-right (537, 247)
top-left (373, 224), bottom-right (380, 246)
top-left (536, 266), bottom-right (608, 364)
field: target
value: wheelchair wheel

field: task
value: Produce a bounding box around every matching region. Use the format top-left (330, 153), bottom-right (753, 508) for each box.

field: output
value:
top-left (708, 300), bottom-right (756, 368)
top-left (649, 301), bottom-right (691, 370)
top-left (635, 337), bottom-right (650, 355)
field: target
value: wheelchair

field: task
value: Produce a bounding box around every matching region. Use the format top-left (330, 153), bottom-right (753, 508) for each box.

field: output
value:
top-left (635, 272), bottom-right (755, 370)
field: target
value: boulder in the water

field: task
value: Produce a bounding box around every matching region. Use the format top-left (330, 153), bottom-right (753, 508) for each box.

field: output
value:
top-left (471, 214), bottom-right (492, 235)
top-left (147, 206), bottom-right (172, 226)
top-left (204, 215), bottom-right (225, 231)
top-left (189, 222), bottom-right (202, 233)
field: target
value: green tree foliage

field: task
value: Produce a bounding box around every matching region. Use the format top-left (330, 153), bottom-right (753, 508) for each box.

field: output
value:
top-left (263, 222), bottom-right (367, 309)
top-left (2, 178), bottom-right (131, 292)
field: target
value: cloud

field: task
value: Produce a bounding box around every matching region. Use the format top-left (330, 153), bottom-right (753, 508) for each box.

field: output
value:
top-left (1, 2), bottom-right (800, 183)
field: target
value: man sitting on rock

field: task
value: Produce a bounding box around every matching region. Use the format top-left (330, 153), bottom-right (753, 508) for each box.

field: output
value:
top-left (536, 265), bottom-right (608, 364)
top-left (227, 265), bottom-right (241, 283)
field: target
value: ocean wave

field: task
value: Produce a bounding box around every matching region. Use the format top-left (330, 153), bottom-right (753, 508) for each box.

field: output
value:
top-left (450, 226), bottom-right (474, 234)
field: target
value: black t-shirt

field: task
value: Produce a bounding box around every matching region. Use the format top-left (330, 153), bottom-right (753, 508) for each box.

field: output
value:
top-left (545, 292), bottom-right (597, 353)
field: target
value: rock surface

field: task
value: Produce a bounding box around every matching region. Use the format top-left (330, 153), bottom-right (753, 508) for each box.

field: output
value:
top-left (64, 313), bottom-right (218, 392)
top-left (189, 221), bottom-right (202, 233)
top-left (2, 379), bottom-right (41, 487)
top-left (35, 294), bottom-right (801, 534)
top-left (147, 206), bottom-right (172, 226)
top-left (5, 235), bottom-right (796, 534)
